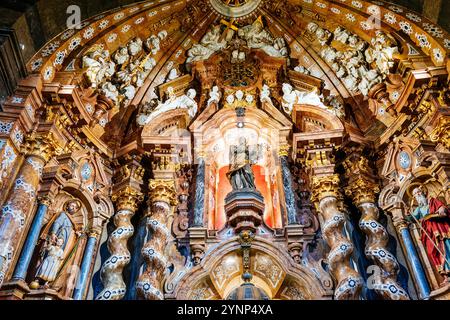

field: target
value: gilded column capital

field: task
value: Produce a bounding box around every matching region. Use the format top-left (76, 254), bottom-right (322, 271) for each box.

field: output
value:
top-left (37, 195), bottom-right (53, 207)
top-left (112, 186), bottom-right (144, 212)
top-left (88, 227), bottom-right (102, 238)
top-left (149, 179), bottom-right (177, 206)
top-left (429, 116), bottom-right (449, 150)
top-left (21, 133), bottom-right (60, 163)
top-left (345, 177), bottom-right (380, 206)
top-left (278, 144), bottom-right (290, 157)
top-left (310, 174), bottom-right (342, 203)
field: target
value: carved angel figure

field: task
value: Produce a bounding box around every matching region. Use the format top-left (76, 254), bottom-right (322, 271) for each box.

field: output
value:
top-left (128, 37), bottom-right (143, 57)
top-left (113, 46), bottom-right (130, 66)
top-left (238, 18), bottom-right (287, 57)
top-left (186, 25), bottom-right (227, 64)
top-left (365, 31), bottom-right (399, 75)
top-left (136, 88), bottom-right (198, 126)
top-left (82, 48), bottom-right (116, 88)
top-left (281, 83), bottom-right (326, 114)
top-left (207, 86), bottom-right (221, 106)
top-left (260, 84), bottom-right (272, 104)
top-left (100, 82), bottom-right (119, 104)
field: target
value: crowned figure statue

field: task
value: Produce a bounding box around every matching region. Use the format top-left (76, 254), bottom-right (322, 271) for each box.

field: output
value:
top-left (226, 137), bottom-right (261, 191)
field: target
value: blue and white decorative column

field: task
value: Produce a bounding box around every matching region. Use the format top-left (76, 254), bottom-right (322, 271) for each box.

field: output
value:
top-left (73, 230), bottom-right (100, 300)
top-left (11, 197), bottom-right (51, 281)
top-left (393, 215), bottom-right (431, 300)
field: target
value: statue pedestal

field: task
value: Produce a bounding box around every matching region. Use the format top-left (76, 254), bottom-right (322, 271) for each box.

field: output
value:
top-left (0, 280), bottom-right (30, 300)
top-left (188, 227), bottom-right (208, 265)
top-left (224, 189), bottom-right (265, 233)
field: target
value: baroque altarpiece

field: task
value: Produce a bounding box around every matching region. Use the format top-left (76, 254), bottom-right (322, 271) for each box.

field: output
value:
top-left (0, 0), bottom-right (449, 300)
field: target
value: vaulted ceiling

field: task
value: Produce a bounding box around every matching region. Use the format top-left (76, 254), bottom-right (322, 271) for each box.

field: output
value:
top-left (0, 0), bottom-right (449, 63)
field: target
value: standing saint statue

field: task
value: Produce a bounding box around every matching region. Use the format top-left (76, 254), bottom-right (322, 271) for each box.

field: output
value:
top-left (49, 200), bottom-right (81, 250)
top-left (226, 137), bottom-right (261, 191)
top-left (31, 238), bottom-right (65, 288)
top-left (407, 185), bottom-right (450, 285)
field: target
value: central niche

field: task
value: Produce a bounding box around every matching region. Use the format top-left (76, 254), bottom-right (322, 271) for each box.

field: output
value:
top-left (204, 124), bottom-right (283, 232)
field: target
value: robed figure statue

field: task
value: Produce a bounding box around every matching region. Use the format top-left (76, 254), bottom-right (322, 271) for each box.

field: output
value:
top-left (227, 137), bottom-right (262, 191)
top-left (407, 185), bottom-right (450, 285)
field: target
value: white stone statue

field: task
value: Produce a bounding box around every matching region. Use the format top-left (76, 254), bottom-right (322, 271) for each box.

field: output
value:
top-left (333, 26), bottom-right (351, 44)
top-left (324, 95), bottom-right (345, 118)
top-left (128, 37), bottom-right (143, 57)
top-left (113, 46), bottom-right (130, 65)
top-left (358, 69), bottom-right (382, 95)
top-left (121, 85), bottom-right (136, 102)
top-left (320, 46), bottom-right (338, 63)
top-left (238, 18), bottom-right (287, 58)
top-left (260, 84), bottom-right (272, 104)
top-left (82, 48), bottom-right (116, 88)
top-left (294, 65), bottom-right (311, 75)
top-left (100, 82), bottom-right (119, 104)
top-left (365, 31), bottom-right (398, 75)
top-left (136, 88), bottom-right (198, 126)
top-left (207, 86), bottom-right (221, 106)
top-left (281, 83), bottom-right (326, 114)
top-left (146, 35), bottom-right (161, 55)
top-left (186, 25), bottom-right (227, 63)
top-left (166, 68), bottom-right (179, 82)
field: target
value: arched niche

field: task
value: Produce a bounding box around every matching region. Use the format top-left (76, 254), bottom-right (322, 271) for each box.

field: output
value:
top-left (190, 106), bottom-right (292, 231)
top-left (172, 237), bottom-right (331, 300)
top-left (292, 104), bottom-right (345, 133)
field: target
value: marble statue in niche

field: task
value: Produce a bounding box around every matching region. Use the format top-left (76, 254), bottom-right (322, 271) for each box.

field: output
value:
top-left (407, 185), bottom-right (450, 286)
top-left (226, 137), bottom-right (262, 191)
top-left (136, 87), bottom-right (198, 126)
top-left (32, 238), bottom-right (65, 288)
top-left (29, 200), bottom-right (81, 289)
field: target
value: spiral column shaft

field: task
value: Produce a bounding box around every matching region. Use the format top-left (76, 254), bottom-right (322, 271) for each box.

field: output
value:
top-left (136, 179), bottom-right (176, 300)
top-left (346, 174), bottom-right (409, 300)
top-left (312, 174), bottom-right (363, 300)
top-left (96, 188), bottom-right (143, 300)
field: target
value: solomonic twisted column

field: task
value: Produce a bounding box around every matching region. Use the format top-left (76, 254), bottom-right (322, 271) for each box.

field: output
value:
top-left (96, 187), bottom-right (143, 300)
top-left (311, 174), bottom-right (363, 300)
top-left (345, 156), bottom-right (409, 300)
top-left (136, 179), bottom-right (176, 300)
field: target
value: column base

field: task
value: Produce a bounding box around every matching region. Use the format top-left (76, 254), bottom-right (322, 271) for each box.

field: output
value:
top-left (429, 283), bottom-right (450, 300)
